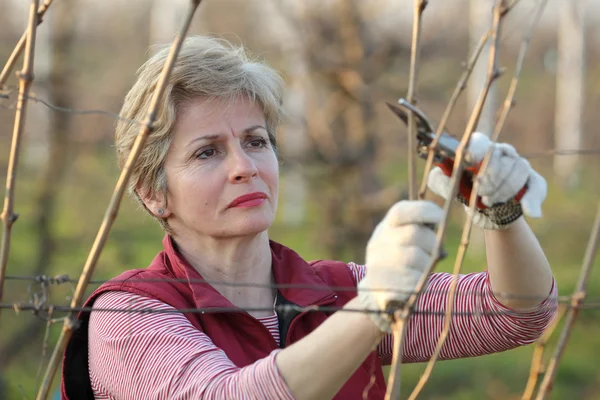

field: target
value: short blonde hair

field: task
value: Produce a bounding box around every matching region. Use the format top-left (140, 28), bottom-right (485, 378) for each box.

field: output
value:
top-left (115, 35), bottom-right (284, 233)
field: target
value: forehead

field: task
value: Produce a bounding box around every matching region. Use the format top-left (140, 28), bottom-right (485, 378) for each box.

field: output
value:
top-left (173, 96), bottom-right (266, 140)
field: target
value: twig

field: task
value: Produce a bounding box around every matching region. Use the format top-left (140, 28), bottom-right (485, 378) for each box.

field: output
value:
top-left (35, 307), bottom-right (55, 394)
top-left (386, 1), bottom-right (428, 398)
top-left (385, 315), bottom-right (409, 400)
top-left (502, 0), bottom-right (522, 16)
top-left (409, 0), bottom-right (524, 400)
top-left (416, 0), bottom-right (523, 201)
top-left (492, 0), bottom-right (548, 138)
top-left (405, 0), bottom-right (428, 201)
top-left (0, 0), bottom-right (54, 93)
top-left (409, 0), bottom-right (547, 400)
top-left (0, 0), bottom-right (40, 323)
top-left (417, 28), bottom-right (491, 200)
top-left (34, 2), bottom-right (203, 399)
top-left (521, 305), bottom-right (567, 400)
top-left (535, 203), bottom-right (600, 400)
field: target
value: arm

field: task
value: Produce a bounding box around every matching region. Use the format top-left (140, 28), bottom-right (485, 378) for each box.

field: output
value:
top-left (89, 291), bottom-right (382, 400)
top-left (424, 133), bottom-right (557, 328)
top-left (484, 216), bottom-right (554, 310)
top-left (276, 297), bottom-right (382, 399)
top-left (89, 292), bottom-right (296, 400)
top-left (347, 263), bottom-right (557, 365)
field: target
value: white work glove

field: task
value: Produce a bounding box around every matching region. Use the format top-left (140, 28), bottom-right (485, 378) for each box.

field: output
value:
top-left (427, 132), bottom-right (547, 230)
top-left (358, 200), bottom-right (443, 333)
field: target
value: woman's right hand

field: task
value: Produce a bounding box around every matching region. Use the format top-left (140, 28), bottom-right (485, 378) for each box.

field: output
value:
top-left (357, 200), bottom-right (443, 333)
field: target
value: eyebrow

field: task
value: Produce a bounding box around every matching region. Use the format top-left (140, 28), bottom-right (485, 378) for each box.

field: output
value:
top-left (186, 125), bottom-right (267, 147)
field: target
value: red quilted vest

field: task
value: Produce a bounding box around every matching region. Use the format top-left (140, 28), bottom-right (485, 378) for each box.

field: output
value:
top-left (61, 235), bottom-right (387, 399)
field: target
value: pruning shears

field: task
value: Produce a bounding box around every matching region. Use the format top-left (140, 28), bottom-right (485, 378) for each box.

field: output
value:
top-left (386, 98), bottom-right (488, 209)
top-left (387, 98), bottom-right (529, 210)
top-left (386, 98), bottom-right (466, 170)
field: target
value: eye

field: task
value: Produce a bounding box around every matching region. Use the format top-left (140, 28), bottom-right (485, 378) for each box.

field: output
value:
top-left (247, 137), bottom-right (269, 148)
top-left (196, 147), bottom-right (217, 159)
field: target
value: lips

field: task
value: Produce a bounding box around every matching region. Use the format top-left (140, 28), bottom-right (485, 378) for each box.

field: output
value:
top-left (228, 192), bottom-right (268, 208)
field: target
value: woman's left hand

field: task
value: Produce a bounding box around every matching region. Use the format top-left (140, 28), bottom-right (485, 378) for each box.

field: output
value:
top-left (427, 132), bottom-right (548, 230)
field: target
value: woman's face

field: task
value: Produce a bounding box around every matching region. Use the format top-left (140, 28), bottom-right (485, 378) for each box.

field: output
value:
top-left (159, 95), bottom-right (279, 239)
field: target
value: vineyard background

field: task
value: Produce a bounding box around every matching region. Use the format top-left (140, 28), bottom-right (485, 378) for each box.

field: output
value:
top-left (1, 0), bottom-right (600, 399)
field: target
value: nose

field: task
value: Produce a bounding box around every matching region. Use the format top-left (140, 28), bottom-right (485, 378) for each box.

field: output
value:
top-left (228, 146), bottom-right (258, 183)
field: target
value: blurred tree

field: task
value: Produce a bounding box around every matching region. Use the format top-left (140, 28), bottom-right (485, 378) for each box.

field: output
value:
top-left (554, 0), bottom-right (585, 189)
top-left (275, 0), bottom-right (407, 261)
top-left (468, 0), bottom-right (497, 136)
top-left (0, 375), bottom-right (6, 400)
top-left (150, 0), bottom-right (186, 47)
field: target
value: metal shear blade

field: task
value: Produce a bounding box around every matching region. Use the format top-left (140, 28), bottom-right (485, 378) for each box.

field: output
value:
top-left (386, 99), bottom-right (464, 165)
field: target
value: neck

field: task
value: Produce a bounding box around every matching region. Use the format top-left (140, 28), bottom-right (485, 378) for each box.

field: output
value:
top-left (171, 231), bottom-right (275, 317)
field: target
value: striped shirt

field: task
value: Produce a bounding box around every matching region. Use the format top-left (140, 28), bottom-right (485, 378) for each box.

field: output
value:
top-left (88, 263), bottom-right (557, 399)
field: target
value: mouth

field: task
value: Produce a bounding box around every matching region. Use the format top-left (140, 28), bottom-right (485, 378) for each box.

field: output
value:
top-left (228, 192), bottom-right (268, 208)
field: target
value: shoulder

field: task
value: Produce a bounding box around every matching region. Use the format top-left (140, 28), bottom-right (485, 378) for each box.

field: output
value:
top-left (90, 291), bottom-right (193, 339)
top-left (88, 266), bottom-right (190, 309)
top-left (308, 260), bottom-right (365, 287)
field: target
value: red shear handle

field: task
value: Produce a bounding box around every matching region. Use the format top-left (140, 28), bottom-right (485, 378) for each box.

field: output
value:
top-left (437, 159), bottom-right (527, 210)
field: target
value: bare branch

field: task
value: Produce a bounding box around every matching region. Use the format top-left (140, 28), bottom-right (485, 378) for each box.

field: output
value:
top-left (493, 0), bottom-right (549, 138)
top-left (0, 0), bottom-right (41, 323)
top-left (384, 318), bottom-right (409, 400)
top-left (535, 203), bottom-right (600, 400)
top-left (408, 2), bottom-right (547, 397)
top-left (501, 0), bottom-right (523, 16)
top-left (35, 2), bottom-right (204, 399)
top-left (417, 28), bottom-right (491, 200)
top-left (405, 0), bottom-right (428, 201)
top-left (521, 306), bottom-right (567, 400)
top-left (386, 0), bottom-right (428, 398)
top-left (0, 0), bottom-right (54, 92)
top-left (416, 0), bottom-right (524, 202)
top-left (390, 1), bottom-right (508, 398)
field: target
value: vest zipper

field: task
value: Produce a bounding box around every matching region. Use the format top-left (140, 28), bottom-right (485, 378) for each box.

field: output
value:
top-left (282, 294), bottom-right (338, 348)
top-left (234, 310), bottom-right (280, 350)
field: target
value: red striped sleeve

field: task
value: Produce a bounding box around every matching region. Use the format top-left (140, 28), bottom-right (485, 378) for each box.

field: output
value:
top-left (346, 262), bottom-right (558, 365)
top-left (88, 291), bottom-right (294, 400)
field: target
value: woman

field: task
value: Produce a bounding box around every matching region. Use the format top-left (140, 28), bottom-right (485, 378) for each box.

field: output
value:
top-left (61, 36), bottom-right (557, 400)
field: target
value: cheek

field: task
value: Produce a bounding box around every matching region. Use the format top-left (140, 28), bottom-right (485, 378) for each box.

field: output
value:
top-left (171, 166), bottom-right (221, 210)
top-left (261, 153), bottom-right (279, 190)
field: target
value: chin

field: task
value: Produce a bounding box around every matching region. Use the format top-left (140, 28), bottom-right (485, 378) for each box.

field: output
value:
top-left (221, 215), bottom-right (274, 238)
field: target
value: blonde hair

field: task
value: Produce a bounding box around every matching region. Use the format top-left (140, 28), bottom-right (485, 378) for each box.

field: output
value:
top-left (115, 35), bottom-right (284, 233)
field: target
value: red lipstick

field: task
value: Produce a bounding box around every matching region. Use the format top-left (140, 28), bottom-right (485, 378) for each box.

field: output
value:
top-left (228, 192), bottom-right (267, 208)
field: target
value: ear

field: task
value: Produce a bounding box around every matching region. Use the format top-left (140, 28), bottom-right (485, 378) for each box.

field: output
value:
top-left (136, 185), bottom-right (171, 219)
